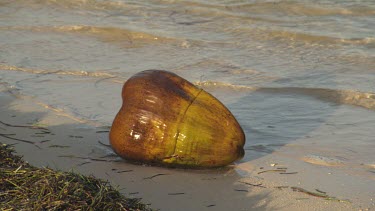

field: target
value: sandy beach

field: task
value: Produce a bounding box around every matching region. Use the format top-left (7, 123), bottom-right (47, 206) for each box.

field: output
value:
top-left (2, 86), bottom-right (373, 211)
top-left (1, 0), bottom-right (375, 210)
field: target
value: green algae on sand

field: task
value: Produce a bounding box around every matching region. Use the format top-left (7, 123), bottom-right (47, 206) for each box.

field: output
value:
top-left (0, 143), bottom-right (153, 211)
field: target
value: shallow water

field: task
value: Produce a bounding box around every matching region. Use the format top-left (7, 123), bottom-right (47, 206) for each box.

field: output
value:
top-left (1, 0), bottom-right (374, 190)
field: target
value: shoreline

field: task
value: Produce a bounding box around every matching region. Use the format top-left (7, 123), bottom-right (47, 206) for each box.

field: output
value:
top-left (0, 90), bottom-right (371, 211)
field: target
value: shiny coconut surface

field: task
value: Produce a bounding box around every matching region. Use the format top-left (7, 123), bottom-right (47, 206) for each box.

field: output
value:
top-left (110, 70), bottom-right (245, 168)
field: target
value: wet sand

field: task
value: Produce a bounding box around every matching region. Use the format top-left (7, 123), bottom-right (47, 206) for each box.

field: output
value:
top-left (2, 89), bottom-right (373, 211)
top-left (1, 1), bottom-right (375, 210)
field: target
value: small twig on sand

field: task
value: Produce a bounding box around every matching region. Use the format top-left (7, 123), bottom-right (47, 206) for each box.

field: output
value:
top-left (96, 131), bottom-right (110, 133)
top-left (275, 186), bottom-right (289, 189)
top-left (0, 134), bottom-right (41, 149)
top-left (258, 169), bottom-right (286, 174)
top-left (238, 181), bottom-right (266, 188)
top-left (98, 140), bottom-right (111, 148)
top-left (0, 133), bottom-right (16, 136)
top-left (77, 161), bottom-right (91, 166)
top-left (291, 187), bottom-right (328, 198)
top-left (315, 189), bottom-right (326, 194)
top-left (49, 145), bottom-right (70, 148)
top-left (58, 155), bottom-right (116, 162)
top-left (291, 187), bottom-right (351, 203)
top-left (0, 120), bottom-right (49, 131)
top-left (143, 173), bottom-right (169, 180)
top-left (167, 192), bottom-right (185, 195)
top-left (280, 172), bottom-right (298, 174)
top-left (117, 170), bottom-right (133, 173)
top-left (234, 189), bottom-right (249, 192)
top-left (35, 131), bottom-right (51, 135)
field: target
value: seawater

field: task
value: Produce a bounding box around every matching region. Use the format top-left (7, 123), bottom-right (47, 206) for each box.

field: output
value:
top-left (1, 0), bottom-right (374, 181)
